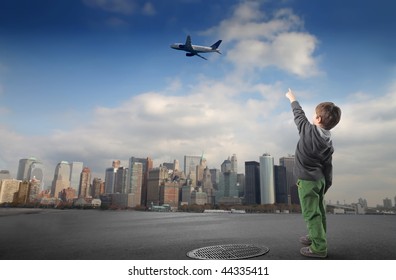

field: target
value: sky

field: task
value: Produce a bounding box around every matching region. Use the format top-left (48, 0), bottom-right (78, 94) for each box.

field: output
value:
top-left (1, 0), bottom-right (396, 207)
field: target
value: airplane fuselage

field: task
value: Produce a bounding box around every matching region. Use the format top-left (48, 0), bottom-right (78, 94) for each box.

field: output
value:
top-left (170, 44), bottom-right (218, 53)
top-left (170, 35), bottom-right (222, 60)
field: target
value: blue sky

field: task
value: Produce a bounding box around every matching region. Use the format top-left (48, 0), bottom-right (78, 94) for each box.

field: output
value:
top-left (1, 0), bottom-right (396, 207)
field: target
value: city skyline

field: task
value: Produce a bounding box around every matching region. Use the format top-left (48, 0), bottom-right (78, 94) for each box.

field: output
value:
top-left (3, 152), bottom-right (394, 208)
top-left (1, 0), bottom-right (396, 208)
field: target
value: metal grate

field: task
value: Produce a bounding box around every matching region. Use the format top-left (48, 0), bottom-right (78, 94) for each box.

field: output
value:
top-left (187, 244), bottom-right (269, 260)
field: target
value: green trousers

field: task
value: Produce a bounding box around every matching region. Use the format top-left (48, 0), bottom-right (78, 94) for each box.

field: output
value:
top-left (297, 178), bottom-right (327, 254)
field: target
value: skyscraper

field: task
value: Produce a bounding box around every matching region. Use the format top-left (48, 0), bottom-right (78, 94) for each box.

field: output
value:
top-left (92, 178), bottom-right (104, 198)
top-left (17, 157), bottom-right (45, 190)
top-left (183, 155), bottom-right (201, 177)
top-left (196, 156), bottom-right (207, 186)
top-left (230, 154), bottom-right (238, 173)
top-left (104, 160), bottom-right (121, 194)
top-left (202, 167), bottom-right (215, 204)
top-left (105, 167), bottom-right (116, 194)
top-left (209, 168), bottom-right (220, 190)
top-left (274, 165), bottom-right (288, 204)
top-left (127, 162), bottom-right (143, 207)
top-left (383, 198), bottom-right (392, 208)
top-left (70, 162), bottom-right (83, 195)
top-left (244, 161), bottom-right (260, 205)
top-left (216, 171), bottom-right (238, 202)
top-left (221, 158), bottom-right (232, 173)
top-left (259, 154), bottom-right (275, 204)
top-left (147, 166), bottom-right (168, 206)
top-left (79, 167), bottom-right (91, 198)
top-left (17, 157), bottom-right (37, 181)
top-left (236, 173), bottom-right (245, 197)
top-left (128, 156), bottom-right (152, 206)
top-left (51, 161), bottom-right (71, 198)
top-left (29, 161), bottom-right (45, 190)
top-left (114, 166), bottom-right (128, 194)
top-left (279, 156), bottom-right (296, 204)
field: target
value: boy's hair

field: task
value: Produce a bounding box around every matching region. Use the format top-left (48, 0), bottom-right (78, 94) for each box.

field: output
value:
top-left (315, 102), bottom-right (341, 130)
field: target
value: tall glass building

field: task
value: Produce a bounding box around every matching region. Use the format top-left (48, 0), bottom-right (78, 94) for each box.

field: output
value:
top-left (279, 156), bottom-right (296, 204)
top-left (29, 161), bottom-right (45, 190)
top-left (128, 156), bottom-right (152, 206)
top-left (209, 168), bottom-right (220, 190)
top-left (17, 157), bottom-right (45, 190)
top-left (114, 167), bottom-right (128, 194)
top-left (104, 160), bottom-right (127, 194)
top-left (183, 155), bottom-right (201, 176)
top-left (259, 154), bottom-right (275, 204)
top-left (17, 157), bottom-right (37, 181)
top-left (244, 161), bottom-right (260, 205)
top-left (70, 161), bottom-right (83, 195)
top-left (51, 161), bottom-right (71, 198)
top-left (230, 154), bottom-right (238, 173)
top-left (274, 165), bottom-right (288, 204)
top-left (128, 162), bottom-right (143, 207)
top-left (104, 167), bottom-right (117, 194)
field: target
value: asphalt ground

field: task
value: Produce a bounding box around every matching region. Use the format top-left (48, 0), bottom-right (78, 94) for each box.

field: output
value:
top-left (0, 208), bottom-right (395, 260)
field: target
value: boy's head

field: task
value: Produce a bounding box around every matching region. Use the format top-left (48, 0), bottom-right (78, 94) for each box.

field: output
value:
top-left (314, 102), bottom-right (341, 130)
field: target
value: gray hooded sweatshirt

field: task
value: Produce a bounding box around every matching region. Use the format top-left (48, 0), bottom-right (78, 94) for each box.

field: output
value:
top-left (291, 101), bottom-right (333, 192)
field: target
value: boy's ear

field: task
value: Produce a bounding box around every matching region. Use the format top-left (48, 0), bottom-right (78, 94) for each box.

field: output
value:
top-left (316, 115), bottom-right (322, 124)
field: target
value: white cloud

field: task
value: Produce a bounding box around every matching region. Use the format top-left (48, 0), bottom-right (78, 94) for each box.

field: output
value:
top-left (207, 6), bottom-right (303, 41)
top-left (203, 2), bottom-right (320, 77)
top-left (271, 32), bottom-right (319, 77)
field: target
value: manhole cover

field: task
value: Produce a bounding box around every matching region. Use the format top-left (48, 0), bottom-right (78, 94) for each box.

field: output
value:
top-left (187, 244), bottom-right (269, 260)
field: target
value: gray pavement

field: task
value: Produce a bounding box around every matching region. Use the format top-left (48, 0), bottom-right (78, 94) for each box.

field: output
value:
top-left (0, 208), bottom-right (395, 260)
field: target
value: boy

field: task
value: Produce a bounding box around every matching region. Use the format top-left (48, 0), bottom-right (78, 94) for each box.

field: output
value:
top-left (285, 88), bottom-right (341, 258)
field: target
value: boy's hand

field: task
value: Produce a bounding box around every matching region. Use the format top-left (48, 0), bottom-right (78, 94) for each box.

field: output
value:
top-left (285, 88), bottom-right (296, 103)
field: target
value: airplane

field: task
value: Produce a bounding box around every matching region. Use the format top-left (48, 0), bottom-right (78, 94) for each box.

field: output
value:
top-left (170, 35), bottom-right (222, 60)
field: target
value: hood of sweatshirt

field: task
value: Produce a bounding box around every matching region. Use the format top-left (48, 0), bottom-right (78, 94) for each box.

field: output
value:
top-left (316, 125), bottom-right (331, 143)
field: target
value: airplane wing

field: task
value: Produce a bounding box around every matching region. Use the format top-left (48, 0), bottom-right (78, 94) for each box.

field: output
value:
top-left (195, 53), bottom-right (207, 60)
top-left (185, 35), bottom-right (194, 52)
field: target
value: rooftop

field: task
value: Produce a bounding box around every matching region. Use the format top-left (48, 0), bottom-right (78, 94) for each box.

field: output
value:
top-left (0, 208), bottom-right (395, 260)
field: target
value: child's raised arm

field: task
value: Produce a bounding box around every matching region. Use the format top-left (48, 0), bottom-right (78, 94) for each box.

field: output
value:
top-left (285, 88), bottom-right (296, 103)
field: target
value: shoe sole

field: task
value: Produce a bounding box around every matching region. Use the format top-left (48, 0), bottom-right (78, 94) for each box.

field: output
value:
top-left (300, 247), bottom-right (327, 258)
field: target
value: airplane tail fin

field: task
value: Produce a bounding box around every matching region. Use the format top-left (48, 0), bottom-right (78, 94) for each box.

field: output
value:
top-left (210, 40), bottom-right (222, 50)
